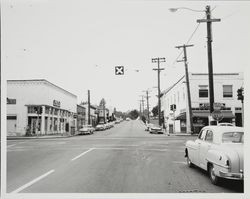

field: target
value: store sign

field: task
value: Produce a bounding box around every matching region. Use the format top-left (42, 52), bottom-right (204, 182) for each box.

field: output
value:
top-left (199, 103), bottom-right (210, 109)
top-left (213, 103), bottom-right (225, 110)
top-left (7, 98), bottom-right (16, 104)
top-left (53, 100), bottom-right (61, 108)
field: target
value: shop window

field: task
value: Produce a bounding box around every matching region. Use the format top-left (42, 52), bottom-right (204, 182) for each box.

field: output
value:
top-left (199, 85), bottom-right (208, 98)
top-left (223, 85), bottom-right (233, 98)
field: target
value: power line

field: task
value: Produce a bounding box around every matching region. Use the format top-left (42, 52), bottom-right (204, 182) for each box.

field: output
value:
top-left (170, 6), bottom-right (217, 67)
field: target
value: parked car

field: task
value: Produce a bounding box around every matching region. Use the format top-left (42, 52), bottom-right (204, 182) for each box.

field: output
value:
top-left (145, 123), bottom-right (154, 131)
top-left (185, 126), bottom-right (244, 185)
top-left (218, 122), bottom-right (234, 126)
top-left (95, 123), bottom-right (106, 131)
top-left (126, 117), bottom-right (131, 121)
top-left (79, 125), bottom-right (95, 135)
top-left (149, 125), bottom-right (163, 134)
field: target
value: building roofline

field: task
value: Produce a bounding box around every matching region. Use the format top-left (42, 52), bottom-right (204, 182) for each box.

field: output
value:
top-left (161, 72), bottom-right (242, 97)
top-left (191, 73), bottom-right (240, 76)
top-left (7, 79), bottom-right (77, 98)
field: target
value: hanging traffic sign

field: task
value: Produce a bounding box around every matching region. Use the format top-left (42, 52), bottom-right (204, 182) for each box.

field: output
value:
top-left (211, 110), bottom-right (224, 121)
top-left (115, 66), bottom-right (124, 75)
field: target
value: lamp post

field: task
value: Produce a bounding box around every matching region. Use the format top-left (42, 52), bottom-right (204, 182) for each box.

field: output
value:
top-left (170, 5), bottom-right (220, 125)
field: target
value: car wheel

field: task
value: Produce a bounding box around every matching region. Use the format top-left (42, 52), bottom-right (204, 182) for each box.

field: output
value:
top-left (208, 164), bottom-right (219, 185)
top-left (186, 155), bottom-right (194, 168)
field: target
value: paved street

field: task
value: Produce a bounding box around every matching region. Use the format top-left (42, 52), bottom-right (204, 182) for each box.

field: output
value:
top-left (7, 120), bottom-right (243, 193)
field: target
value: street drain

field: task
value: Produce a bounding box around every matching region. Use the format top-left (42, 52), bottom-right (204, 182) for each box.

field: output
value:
top-left (178, 189), bottom-right (206, 193)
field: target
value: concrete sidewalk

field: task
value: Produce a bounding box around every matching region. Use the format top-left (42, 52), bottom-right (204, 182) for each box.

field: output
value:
top-left (7, 134), bottom-right (73, 140)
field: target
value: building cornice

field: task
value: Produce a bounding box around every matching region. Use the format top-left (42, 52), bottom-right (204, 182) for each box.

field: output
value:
top-left (7, 79), bottom-right (77, 98)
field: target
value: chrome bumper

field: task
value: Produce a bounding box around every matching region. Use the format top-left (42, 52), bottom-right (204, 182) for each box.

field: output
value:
top-left (219, 171), bottom-right (244, 180)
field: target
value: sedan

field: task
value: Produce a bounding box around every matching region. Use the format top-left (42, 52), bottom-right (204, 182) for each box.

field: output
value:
top-left (185, 126), bottom-right (243, 185)
top-left (149, 125), bottom-right (163, 134)
top-left (79, 125), bottom-right (95, 135)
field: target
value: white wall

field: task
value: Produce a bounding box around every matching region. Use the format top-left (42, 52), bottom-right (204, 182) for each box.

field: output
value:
top-left (7, 80), bottom-right (77, 135)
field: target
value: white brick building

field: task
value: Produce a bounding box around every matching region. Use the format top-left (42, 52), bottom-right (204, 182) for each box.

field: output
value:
top-left (161, 73), bottom-right (244, 133)
top-left (7, 79), bottom-right (77, 136)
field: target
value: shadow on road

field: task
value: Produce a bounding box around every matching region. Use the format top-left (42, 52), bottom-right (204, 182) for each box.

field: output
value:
top-left (191, 166), bottom-right (243, 193)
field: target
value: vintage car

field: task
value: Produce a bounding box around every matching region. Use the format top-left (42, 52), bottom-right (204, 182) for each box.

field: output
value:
top-left (145, 123), bottom-right (154, 131)
top-left (185, 126), bottom-right (244, 185)
top-left (149, 125), bottom-right (164, 134)
top-left (95, 123), bottom-right (106, 131)
top-left (79, 125), bottom-right (95, 135)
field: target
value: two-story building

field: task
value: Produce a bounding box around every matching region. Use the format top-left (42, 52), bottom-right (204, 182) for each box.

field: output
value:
top-left (80, 102), bottom-right (98, 126)
top-left (161, 73), bottom-right (244, 133)
top-left (7, 79), bottom-right (77, 136)
top-left (77, 104), bottom-right (86, 130)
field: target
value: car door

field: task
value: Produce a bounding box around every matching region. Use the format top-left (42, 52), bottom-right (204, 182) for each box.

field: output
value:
top-left (199, 129), bottom-right (213, 170)
top-left (192, 129), bottom-right (207, 165)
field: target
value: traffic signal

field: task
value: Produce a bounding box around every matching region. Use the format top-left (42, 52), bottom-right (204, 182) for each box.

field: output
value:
top-left (170, 104), bottom-right (176, 111)
top-left (237, 88), bottom-right (244, 102)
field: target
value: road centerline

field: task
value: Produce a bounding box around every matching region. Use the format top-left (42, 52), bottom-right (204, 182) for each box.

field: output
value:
top-left (11, 169), bottom-right (55, 193)
top-left (71, 148), bottom-right (95, 161)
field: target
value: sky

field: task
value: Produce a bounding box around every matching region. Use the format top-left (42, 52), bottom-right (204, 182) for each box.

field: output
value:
top-left (2, 0), bottom-right (250, 112)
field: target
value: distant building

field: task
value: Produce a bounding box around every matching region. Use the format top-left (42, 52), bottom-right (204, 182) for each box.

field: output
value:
top-left (7, 79), bottom-right (77, 136)
top-left (77, 104), bottom-right (86, 130)
top-left (80, 102), bottom-right (98, 126)
top-left (161, 73), bottom-right (244, 133)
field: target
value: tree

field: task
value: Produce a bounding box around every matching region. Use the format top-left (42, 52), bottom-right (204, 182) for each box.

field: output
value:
top-left (152, 105), bottom-right (158, 117)
top-left (128, 109), bottom-right (139, 120)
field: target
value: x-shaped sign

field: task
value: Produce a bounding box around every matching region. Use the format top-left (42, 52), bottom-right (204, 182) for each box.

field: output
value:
top-left (115, 66), bottom-right (124, 75)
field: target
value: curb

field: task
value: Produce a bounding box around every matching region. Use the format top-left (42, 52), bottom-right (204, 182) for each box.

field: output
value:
top-left (7, 135), bottom-right (73, 140)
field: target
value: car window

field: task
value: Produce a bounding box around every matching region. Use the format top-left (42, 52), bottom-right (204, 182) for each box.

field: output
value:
top-left (198, 129), bottom-right (207, 140)
top-left (205, 130), bottom-right (213, 142)
top-left (222, 132), bottom-right (244, 143)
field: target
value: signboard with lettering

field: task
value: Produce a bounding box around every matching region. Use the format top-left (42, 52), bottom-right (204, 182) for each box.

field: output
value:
top-left (53, 100), bottom-right (61, 108)
top-left (7, 98), bottom-right (16, 104)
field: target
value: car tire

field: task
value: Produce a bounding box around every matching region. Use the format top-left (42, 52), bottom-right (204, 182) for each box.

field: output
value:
top-left (208, 164), bottom-right (220, 185)
top-left (186, 155), bottom-right (194, 168)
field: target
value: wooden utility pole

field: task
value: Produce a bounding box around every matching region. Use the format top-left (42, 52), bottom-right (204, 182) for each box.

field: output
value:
top-left (88, 90), bottom-right (90, 125)
top-left (152, 57), bottom-right (165, 126)
top-left (176, 44), bottom-right (194, 134)
top-left (197, 5), bottom-right (220, 123)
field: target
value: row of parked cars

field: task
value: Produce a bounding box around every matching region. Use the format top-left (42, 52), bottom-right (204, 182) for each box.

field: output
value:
top-left (78, 119), bottom-right (124, 135)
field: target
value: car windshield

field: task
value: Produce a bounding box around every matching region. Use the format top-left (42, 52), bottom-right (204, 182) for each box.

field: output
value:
top-left (222, 132), bottom-right (244, 143)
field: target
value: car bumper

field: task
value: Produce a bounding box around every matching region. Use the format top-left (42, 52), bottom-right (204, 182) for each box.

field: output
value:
top-left (219, 171), bottom-right (244, 180)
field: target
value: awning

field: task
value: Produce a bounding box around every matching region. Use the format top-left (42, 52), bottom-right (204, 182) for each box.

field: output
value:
top-left (175, 110), bottom-right (235, 120)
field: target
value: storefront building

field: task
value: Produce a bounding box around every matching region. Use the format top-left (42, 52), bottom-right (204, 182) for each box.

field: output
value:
top-left (160, 73), bottom-right (244, 133)
top-left (7, 79), bottom-right (77, 136)
top-left (77, 104), bottom-right (86, 130)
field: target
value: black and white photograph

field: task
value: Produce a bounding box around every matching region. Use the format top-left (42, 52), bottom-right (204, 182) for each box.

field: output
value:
top-left (1, 0), bottom-right (249, 199)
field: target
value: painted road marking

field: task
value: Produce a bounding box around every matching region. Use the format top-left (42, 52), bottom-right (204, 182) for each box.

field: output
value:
top-left (11, 169), bottom-right (55, 193)
top-left (71, 148), bottom-right (94, 161)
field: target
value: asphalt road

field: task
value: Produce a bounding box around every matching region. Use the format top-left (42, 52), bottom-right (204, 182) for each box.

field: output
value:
top-left (7, 120), bottom-right (243, 193)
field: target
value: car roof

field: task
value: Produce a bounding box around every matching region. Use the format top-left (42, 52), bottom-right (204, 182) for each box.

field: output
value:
top-left (202, 126), bottom-right (243, 133)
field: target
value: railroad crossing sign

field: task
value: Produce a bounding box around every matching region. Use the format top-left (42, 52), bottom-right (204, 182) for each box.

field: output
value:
top-left (211, 110), bottom-right (224, 121)
top-left (115, 66), bottom-right (124, 75)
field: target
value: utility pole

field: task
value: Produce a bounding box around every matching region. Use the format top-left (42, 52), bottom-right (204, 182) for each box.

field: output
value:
top-left (152, 57), bottom-right (165, 126)
top-left (88, 90), bottom-right (90, 125)
top-left (197, 5), bottom-right (220, 124)
top-left (143, 90), bottom-right (151, 123)
top-left (140, 95), bottom-right (145, 117)
top-left (175, 44), bottom-right (194, 134)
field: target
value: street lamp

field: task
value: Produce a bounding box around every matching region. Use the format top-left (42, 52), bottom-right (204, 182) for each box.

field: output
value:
top-left (170, 5), bottom-right (221, 125)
